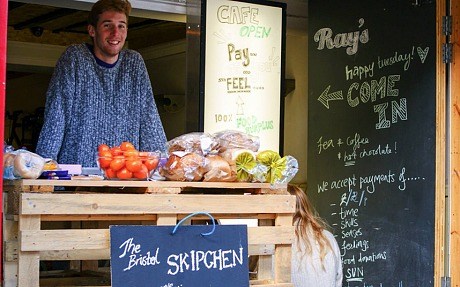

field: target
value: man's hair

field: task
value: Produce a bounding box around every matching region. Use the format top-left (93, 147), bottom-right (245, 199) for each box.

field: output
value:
top-left (87, 0), bottom-right (132, 26)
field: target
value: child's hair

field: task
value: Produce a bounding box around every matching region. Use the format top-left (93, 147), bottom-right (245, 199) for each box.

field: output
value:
top-left (288, 184), bottom-right (332, 265)
top-left (88, 0), bottom-right (132, 27)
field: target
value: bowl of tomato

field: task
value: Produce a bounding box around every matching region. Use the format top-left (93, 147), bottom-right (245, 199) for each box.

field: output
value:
top-left (97, 142), bottom-right (160, 180)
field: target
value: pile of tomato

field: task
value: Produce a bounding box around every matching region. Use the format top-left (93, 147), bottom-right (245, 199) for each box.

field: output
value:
top-left (97, 141), bottom-right (159, 180)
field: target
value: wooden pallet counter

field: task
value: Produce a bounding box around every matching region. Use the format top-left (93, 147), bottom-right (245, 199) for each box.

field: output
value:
top-left (3, 179), bottom-right (296, 287)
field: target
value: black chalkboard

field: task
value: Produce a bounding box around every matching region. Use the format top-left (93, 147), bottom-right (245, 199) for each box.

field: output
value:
top-left (110, 224), bottom-right (249, 287)
top-left (307, 1), bottom-right (436, 287)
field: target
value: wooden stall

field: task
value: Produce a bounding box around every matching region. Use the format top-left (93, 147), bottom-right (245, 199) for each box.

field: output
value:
top-left (3, 179), bottom-right (295, 287)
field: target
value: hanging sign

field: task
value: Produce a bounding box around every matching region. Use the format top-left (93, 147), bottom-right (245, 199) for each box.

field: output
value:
top-left (110, 213), bottom-right (249, 287)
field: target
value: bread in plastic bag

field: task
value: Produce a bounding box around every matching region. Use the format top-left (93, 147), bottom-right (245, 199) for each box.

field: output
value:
top-left (159, 152), bottom-right (206, 181)
top-left (213, 130), bottom-right (260, 152)
top-left (202, 154), bottom-right (236, 182)
top-left (3, 149), bottom-right (46, 179)
top-left (166, 132), bottom-right (219, 156)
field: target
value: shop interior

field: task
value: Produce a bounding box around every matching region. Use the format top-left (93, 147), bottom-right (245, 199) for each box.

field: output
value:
top-left (5, 1), bottom-right (189, 151)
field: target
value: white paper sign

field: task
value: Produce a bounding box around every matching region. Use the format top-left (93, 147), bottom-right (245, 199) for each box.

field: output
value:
top-left (203, 0), bottom-right (284, 152)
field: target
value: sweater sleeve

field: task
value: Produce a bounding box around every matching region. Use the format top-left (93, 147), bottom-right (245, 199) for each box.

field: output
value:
top-left (137, 57), bottom-right (167, 153)
top-left (35, 47), bottom-right (75, 160)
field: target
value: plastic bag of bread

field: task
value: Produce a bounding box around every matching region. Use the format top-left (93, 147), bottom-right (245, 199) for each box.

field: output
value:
top-left (166, 132), bottom-right (219, 156)
top-left (213, 130), bottom-right (260, 152)
top-left (202, 154), bottom-right (236, 182)
top-left (159, 152), bottom-right (206, 181)
top-left (3, 149), bottom-right (46, 179)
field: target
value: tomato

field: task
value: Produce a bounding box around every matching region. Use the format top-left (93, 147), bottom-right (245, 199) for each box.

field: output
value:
top-left (111, 146), bottom-right (123, 156)
top-left (125, 158), bottom-right (142, 173)
top-left (98, 144), bottom-right (110, 155)
top-left (98, 151), bottom-right (113, 168)
top-left (124, 150), bottom-right (139, 158)
top-left (133, 165), bottom-right (149, 179)
top-left (120, 141), bottom-right (135, 151)
top-left (104, 168), bottom-right (117, 179)
top-left (110, 156), bottom-right (125, 171)
top-left (117, 167), bottom-right (133, 180)
top-left (144, 157), bottom-right (159, 171)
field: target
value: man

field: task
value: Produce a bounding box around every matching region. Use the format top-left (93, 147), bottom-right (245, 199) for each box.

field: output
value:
top-left (36, 0), bottom-right (167, 167)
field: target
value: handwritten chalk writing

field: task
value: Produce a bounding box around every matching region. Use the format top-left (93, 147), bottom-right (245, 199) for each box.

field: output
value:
top-left (340, 207), bottom-right (359, 219)
top-left (359, 170), bottom-right (395, 193)
top-left (359, 143), bottom-right (393, 158)
top-left (341, 239), bottom-right (369, 256)
top-left (317, 136), bottom-right (335, 154)
top-left (217, 5), bottom-right (259, 24)
top-left (346, 63), bottom-right (375, 80)
top-left (398, 168), bottom-right (407, 191)
top-left (347, 75), bottom-right (400, 108)
top-left (342, 228), bottom-right (363, 239)
top-left (124, 248), bottom-right (160, 271)
top-left (358, 251), bottom-right (387, 263)
top-left (347, 133), bottom-right (369, 151)
top-left (377, 47), bottom-right (414, 71)
top-left (345, 266), bottom-right (364, 279)
top-left (331, 175), bottom-right (356, 191)
top-left (227, 44), bottom-right (250, 66)
top-left (313, 18), bottom-right (369, 55)
top-left (119, 237), bottom-right (141, 258)
top-left (342, 217), bottom-right (359, 229)
top-left (341, 190), bottom-right (367, 207)
top-left (343, 255), bottom-right (356, 265)
top-left (318, 181), bottom-right (329, 192)
top-left (167, 247), bottom-right (244, 275)
top-left (374, 98), bottom-right (407, 130)
top-left (240, 25), bottom-right (271, 38)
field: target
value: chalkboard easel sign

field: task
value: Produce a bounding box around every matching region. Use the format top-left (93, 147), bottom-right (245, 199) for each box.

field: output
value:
top-left (307, 1), bottom-right (436, 287)
top-left (110, 218), bottom-right (249, 287)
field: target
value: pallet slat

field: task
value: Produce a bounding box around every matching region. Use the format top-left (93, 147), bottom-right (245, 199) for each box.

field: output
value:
top-left (20, 226), bottom-right (294, 252)
top-left (21, 193), bottom-right (295, 215)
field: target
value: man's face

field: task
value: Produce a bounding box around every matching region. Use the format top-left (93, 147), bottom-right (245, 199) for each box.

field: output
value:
top-left (88, 10), bottom-right (128, 64)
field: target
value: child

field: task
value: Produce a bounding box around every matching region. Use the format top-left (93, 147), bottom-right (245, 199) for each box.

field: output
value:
top-left (288, 184), bottom-right (343, 286)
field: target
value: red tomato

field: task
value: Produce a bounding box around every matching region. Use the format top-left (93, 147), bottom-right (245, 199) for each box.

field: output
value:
top-left (105, 168), bottom-right (116, 179)
top-left (110, 156), bottom-right (125, 172)
top-left (133, 165), bottom-right (149, 179)
top-left (124, 150), bottom-right (139, 158)
top-left (111, 146), bottom-right (123, 156)
top-left (126, 158), bottom-right (142, 173)
top-left (144, 157), bottom-right (159, 171)
top-left (117, 167), bottom-right (133, 180)
top-left (98, 144), bottom-right (110, 155)
top-left (98, 151), bottom-right (113, 168)
top-left (120, 141), bottom-right (135, 151)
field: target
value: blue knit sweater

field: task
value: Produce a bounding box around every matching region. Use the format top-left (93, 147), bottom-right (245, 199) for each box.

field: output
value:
top-left (36, 44), bottom-right (167, 167)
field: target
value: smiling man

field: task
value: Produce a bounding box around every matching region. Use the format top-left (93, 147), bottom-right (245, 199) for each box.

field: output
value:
top-left (36, 0), bottom-right (167, 168)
